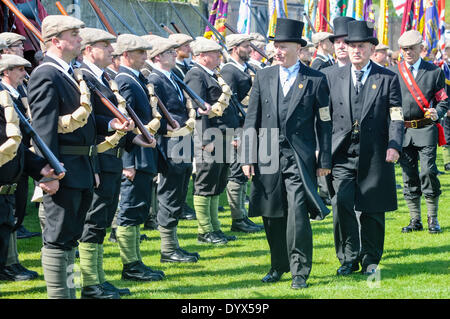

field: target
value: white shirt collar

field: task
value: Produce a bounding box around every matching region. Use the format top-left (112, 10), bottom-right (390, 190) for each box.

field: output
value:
top-left (82, 59), bottom-right (104, 81)
top-left (46, 51), bottom-right (72, 73)
top-left (228, 57), bottom-right (247, 72)
top-left (194, 62), bottom-right (216, 76)
top-left (152, 64), bottom-right (172, 80)
top-left (1, 81), bottom-right (20, 99)
top-left (120, 64), bottom-right (140, 77)
top-left (406, 58), bottom-right (422, 71)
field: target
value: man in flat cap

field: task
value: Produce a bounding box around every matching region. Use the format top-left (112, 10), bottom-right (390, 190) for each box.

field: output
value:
top-left (146, 37), bottom-right (200, 263)
top-left (248, 32), bottom-right (267, 70)
top-left (0, 55), bottom-right (64, 294)
top-left (169, 33), bottom-right (194, 80)
top-left (372, 43), bottom-right (390, 67)
top-left (310, 32), bottom-right (334, 70)
top-left (220, 33), bottom-right (263, 233)
top-left (0, 33), bottom-right (26, 57)
top-left (114, 34), bottom-right (165, 282)
top-left (105, 43), bottom-right (121, 80)
top-left (27, 15), bottom-right (102, 299)
top-left (327, 20), bottom-right (403, 277)
top-left (184, 36), bottom-right (238, 245)
top-left (78, 27), bottom-right (156, 298)
top-left (298, 40), bottom-right (314, 66)
top-left (242, 18), bottom-right (332, 289)
top-left (390, 30), bottom-right (448, 234)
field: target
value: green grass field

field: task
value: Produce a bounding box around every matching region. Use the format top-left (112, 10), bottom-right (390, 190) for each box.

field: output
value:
top-left (1, 151), bottom-right (449, 299)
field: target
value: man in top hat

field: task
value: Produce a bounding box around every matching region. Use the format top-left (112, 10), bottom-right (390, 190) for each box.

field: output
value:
top-left (220, 33), bottom-right (263, 234)
top-left (169, 33), bottom-right (194, 80)
top-left (390, 30), bottom-right (448, 234)
top-left (27, 15), bottom-right (103, 299)
top-left (372, 43), bottom-right (390, 67)
top-left (242, 18), bottom-right (332, 289)
top-left (114, 34), bottom-right (166, 282)
top-left (310, 32), bottom-right (334, 70)
top-left (327, 20), bottom-right (403, 276)
top-left (184, 36), bottom-right (238, 245)
top-left (0, 55), bottom-right (64, 292)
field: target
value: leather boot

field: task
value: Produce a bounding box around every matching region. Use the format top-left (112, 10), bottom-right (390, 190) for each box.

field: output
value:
top-left (402, 218), bottom-right (424, 233)
top-left (427, 216), bottom-right (442, 234)
top-left (81, 284), bottom-right (119, 299)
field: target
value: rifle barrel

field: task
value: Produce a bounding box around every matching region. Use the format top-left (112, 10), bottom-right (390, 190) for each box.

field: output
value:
top-left (168, 0), bottom-right (196, 39)
top-left (55, 1), bottom-right (68, 16)
top-left (0, 0), bottom-right (43, 42)
top-left (87, 0), bottom-right (117, 36)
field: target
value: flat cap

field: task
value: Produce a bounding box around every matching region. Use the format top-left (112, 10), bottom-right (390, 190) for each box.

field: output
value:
top-left (147, 38), bottom-right (178, 59)
top-left (226, 34), bottom-right (253, 49)
top-left (111, 43), bottom-right (120, 56)
top-left (80, 28), bottom-right (116, 50)
top-left (0, 39), bottom-right (7, 51)
top-left (169, 33), bottom-right (193, 47)
top-left (265, 42), bottom-right (276, 59)
top-left (115, 34), bottom-right (152, 55)
top-left (0, 32), bottom-right (26, 47)
top-left (42, 15), bottom-right (85, 42)
top-left (398, 30), bottom-right (423, 48)
top-left (0, 54), bottom-right (31, 72)
top-left (250, 32), bottom-right (265, 43)
top-left (312, 32), bottom-right (332, 45)
top-left (190, 37), bottom-right (222, 56)
top-left (141, 35), bottom-right (165, 45)
top-left (303, 40), bottom-right (314, 48)
top-left (375, 43), bottom-right (389, 51)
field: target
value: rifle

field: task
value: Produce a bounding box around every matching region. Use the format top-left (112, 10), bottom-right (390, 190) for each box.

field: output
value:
top-left (320, 13), bottom-right (334, 32)
top-left (224, 23), bottom-right (269, 61)
top-left (100, 0), bottom-right (138, 35)
top-left (189, 3), bottom-right (226, 45)
top-left (0, 0), bottom-right (43, 42)
top-left (87, 0), bottom-right (117, 36)
top-left (160, 23), bottom-right (175, 35)
top-left (125, 104), bottom-right (154, 144)
top-left (170, 71), bottom-right (208, 111)
top-left (168, 0), bottom-right (196, 39)
top-left (230, 93), bottom-right (246, 120)
top-left (170, 22), bottom-right (182, 34)
top-left (303, 13), bottom-right (317, 34)
top-left (136, 0), bottom-right (165, 35)
top-left (130, 0), bottom-right (149, 34)
top-left (153, 92), bottom-right (178, 130)
top-left (12, 100), bottom-right (66, 175)
top-left (55, 1), bottom-right (68, 16)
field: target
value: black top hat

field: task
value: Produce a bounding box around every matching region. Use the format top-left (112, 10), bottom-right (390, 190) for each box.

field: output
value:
top-left (268, 18), bottom-right (307, 47)
top-left (345, 20), bottom-right (378, 46)
top-left (329, 17), bottom-right (355, 42)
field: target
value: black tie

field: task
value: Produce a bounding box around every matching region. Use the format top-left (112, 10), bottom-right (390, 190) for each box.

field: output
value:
top-left (355, 70), bottom-right (364, 95)
top-left (68, 66), bottom-right (75, 78)
top-left (170, 73), bottom-right (184, 102)
top-left (101, 71), bottom-right (111, 87)
top-left (138, 72), bottom-right (149, 85)
top-left (410, 65), bottom-right (415, 78)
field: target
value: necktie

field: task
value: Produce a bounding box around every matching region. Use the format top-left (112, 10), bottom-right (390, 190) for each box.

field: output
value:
top-left (68, 66), bottom-right (75, 78)
top-left (139, 72), bottom-right (148, 85)
top-left (354, 70), bottom-right (364, 95)
top-left (101, 71), bottom-right (111, 87)
top-left (409, 66), bottom-right (415, 78)
top-left (170, 73), bottom-right (184, 102)
top-left (282, 66), bottom-right (296, 96)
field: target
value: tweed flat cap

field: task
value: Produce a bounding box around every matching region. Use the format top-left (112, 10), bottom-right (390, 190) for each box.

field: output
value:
top-left (169, 33), bottom-right (193, 47)
top-left (111, 43), bottom-right (120, 56)
top-left (226, 34), bottom-right (253, 49)
top-left (0, 39), bottom-right (7, 51)
top-left (80, 28), bottom-right (116, 50)
top-left (250, 32), bottom-right (265, 43)
top-left (190, 37), bottom-right (222, 55)
top-left (0, 54), bottom-right (31, 72)
top-left (398, 30), bottom-right (423, 48)
top-left (312, 32), bottom-right (332, 45)
top-left (375, 43), bottom-right (389, 51)
top-left (115, 34), bottom-right (152, 55)
top-left (141, 35), bottom-right (165, 45)
top-left (265, 42), bottom-right (276, 59)
top-left (0, 32), bottom-right (26, 47)
top-left (147, 38), bottom-right (178, 59)
top-left (42, 15), bottom-right (85, 42)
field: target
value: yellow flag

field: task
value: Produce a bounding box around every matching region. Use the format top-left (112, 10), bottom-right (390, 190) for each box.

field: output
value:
top-left (267, 0), bottom-right (288, 38)
top-left (377, 0), bottom-right (389, 45)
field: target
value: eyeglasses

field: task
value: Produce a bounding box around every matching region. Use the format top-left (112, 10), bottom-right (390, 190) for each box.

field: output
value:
top-left (162, 49), bottom-right (176, 55)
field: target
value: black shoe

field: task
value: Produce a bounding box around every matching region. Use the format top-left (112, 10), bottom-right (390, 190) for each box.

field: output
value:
top-left (108, 228), bottom-right (117, 243)
top-left (140, 234), bottom-right (150, 242)
top-left (16, 225), bottom-right (41, 239)
top-left (231, 219), bottom-right (260, 233)
top-left (428, 217), bottom-right (442, 234)
top-left (214, 230), bottom-right (237, 241)
top-left (178, 247), bottom-right (200, 260)
top-left (101, 281), bottom-right (131, 296)
top-left (402, 219), bottom-right (423, 233)
top-left (445, 163), bottom-right (450, 171)
top-left (180, 203), bottom-right (196, 220)
top-left (291, 276), bottom-right (308, 289)
top-left (122, 261), bottom-right (163, 282)
top-left (81, 284), bottom-right (120, 299)
top-left (137, 260), bottom-right (165, 278)
top-left (243, 216), bottom-right (264, 231)
top-left (0, 265), bottom-right (36, 281)
top-left (161, 249), bottom-right (198, 263)
top-left (218, 206), bottom-right (225, 212)
top-left (261, 268), bottom-right (286, 283)
top-left (12, 263), bottom-right (38, 279)
top-left (336, 263), bottom-right (357, 276)
top-left (197, 232), bottom-right (228, 245)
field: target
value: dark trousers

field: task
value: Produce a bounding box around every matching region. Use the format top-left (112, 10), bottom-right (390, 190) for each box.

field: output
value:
top-left (263, 150), bottom-right (313, 280)
top-left (0, 195), bottom-right (14, 267)
top-left (399, 144), bottom-right (441, 200)
top-left (80, 171), bottom-right (121, 244)
top-left (332, 154), bottom-right (385, 270)
top-left (157, 161), bottom-right (193, 228)
top-left (14, 174), bottom-right (29, 228)
top-left (42, 186), bottom-right (93, 251)
top-left (194, 161), bottom-right (229, 196)
top-left (117, 170), bottom-right (154, 227)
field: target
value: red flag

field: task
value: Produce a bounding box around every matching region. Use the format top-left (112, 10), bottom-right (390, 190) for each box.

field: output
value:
top-left (401, 0), bottom-right (415, 34)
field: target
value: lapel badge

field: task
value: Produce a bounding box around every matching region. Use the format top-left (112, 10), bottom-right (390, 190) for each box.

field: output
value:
top-left (372, 84), bottom-right (377, 90)
top-left (298, 83), bottom-right (304, 89)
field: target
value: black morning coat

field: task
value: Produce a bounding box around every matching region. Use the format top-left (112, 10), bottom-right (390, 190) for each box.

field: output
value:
top-left (243, 63), bottom-right (332, 220)
top-left (390, 59), bottom-right (449, 147)
top-left (79, 62), bottom-right (136, 174)
top-left (220, 59), bottom-right (254, 102)
top-left (28, 56), bottom-right (105, 189)
top-left (115, 66), bottom-right (158, 174)
top-left (327, 62), bottom-right (404, 213)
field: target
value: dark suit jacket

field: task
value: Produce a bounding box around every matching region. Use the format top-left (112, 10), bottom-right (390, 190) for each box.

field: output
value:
top-left (390, 59), bottom-right (449, 147)
top-left (172, 61), bottom-right (190, 80)
top-left (243, 63), bottom-right (332, 220)
top-left (220, 60), bottom-right (253, 102)
top-left (115, 66), bottom-right (158, 174)
top-left (328, 62), bottom-right (403, 213)
top-left (310, 54), bottom-right (333, 71)
top-left (28, 56), bottom-right (100, 189)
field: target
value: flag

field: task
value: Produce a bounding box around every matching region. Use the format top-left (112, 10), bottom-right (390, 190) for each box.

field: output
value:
top-left (363, 0), bottom-right (376, 37)
top-left (267, 0), bottom-right (288, 38)
top-left (329, 0), bottom-right (341, 23)
top-left (315, 0), bottom-right (330, 32)
top-left (424, 0), bottom-right (440, 55)
top-left (346, 0), bottom-right (355, 18)
top-left (438, 0), bottom-right (446, 49)
top-left (237, 0), bottom-right (251, 34)
top-left (393, 0), bottom-right (407, 16)
top-left (412, 0), bottom-right (425, 35)
top-left (401, 0), bottom-right (415, 34)
top-left (204, 0), bottom-right (229, 39)
top-left (338, 0), bottom-right (348, 16)
top-left (378, 0), bottom-right (389, 45)
top-left (355, 0), bottom-right (364, 20)
top-left (303, 0), bottom-right (317, 40)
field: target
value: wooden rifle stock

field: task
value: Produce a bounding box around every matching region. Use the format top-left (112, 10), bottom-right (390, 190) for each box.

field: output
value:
top-left (154, 94), bottom-right (178, 130)
top-left (125, 105), bottom-right (154, 144)
top-left (13, 102), bottom-right (66, 175)
top-left (85, 80), bottom-right (129, 124)
top-left (160, 23), bottom-right (175, 35)
top-left (0, 0), bottom-right (43, 42)
top-left (223, 23), bottom-right (269, 61)
top-left (55, 1), bottom-right (68, 16)
top-left (87, 0), bottom-right (117, 36)
top-left (170, 22), bottom-right (182, 34)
